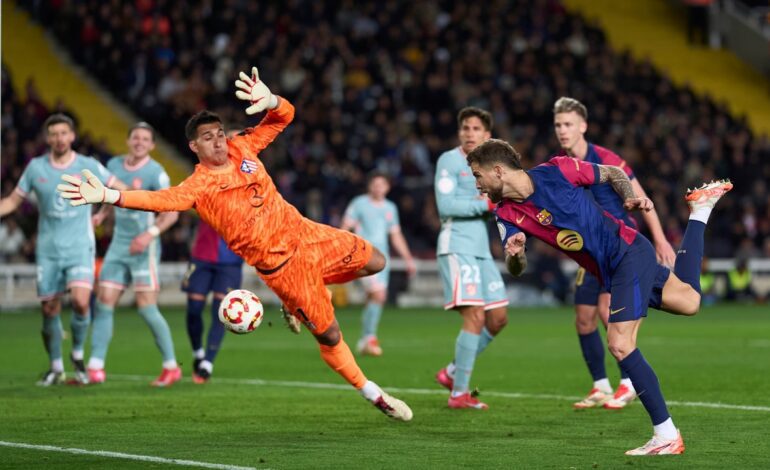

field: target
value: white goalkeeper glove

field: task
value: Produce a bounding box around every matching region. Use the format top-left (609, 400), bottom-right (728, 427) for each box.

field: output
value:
top-left (57, 169), bottom-right (120, 206)
top-left (234, 66), bottom-right (278, 115)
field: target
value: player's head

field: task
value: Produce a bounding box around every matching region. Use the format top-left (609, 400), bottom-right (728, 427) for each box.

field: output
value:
top-left (185, 110), bottom-right (228, 166)
top-left (457, 107), bottom-right (493, 155)
top-left (553, 97), bottom-right (588, 153)
top-left (43, 113), bottom-right (76, 157)
top-left (126, 122), bottom-right (156, 159)
top-left (367, 171), bottom-right (391, 200)
top-left (466, 139), bottom-right (523, 203)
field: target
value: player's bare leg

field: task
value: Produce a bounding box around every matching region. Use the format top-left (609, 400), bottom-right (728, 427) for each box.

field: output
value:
top-left (356, 247), bottom-right (386, 278)
top-left (314, 319), bottom-right (412, 421)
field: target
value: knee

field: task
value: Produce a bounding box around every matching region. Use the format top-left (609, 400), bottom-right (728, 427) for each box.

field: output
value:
top-left (607, 336), bottom-right (636, 361)
top-left (71, 298), bottom-right (90, 315)
top-left (575, 311), bottom-right (597, 334)
top-left (485, 310), bottom-right (508, 335)
top-left (370, 289), bottom-right (387, 304)
top-left (41, 302), bottom-right (60, 317)
top-left (315, 322), bottom-right (341, 347)
top-left (682, 291), bottom-right (701, 316)
top-left (367, 248), bottom-right (386, 274)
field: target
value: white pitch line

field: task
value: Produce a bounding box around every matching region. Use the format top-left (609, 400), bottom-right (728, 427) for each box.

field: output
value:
top-left (0, 441), bottom-right (260, 470)
top-left (112, 374), bottom-right (770, 412)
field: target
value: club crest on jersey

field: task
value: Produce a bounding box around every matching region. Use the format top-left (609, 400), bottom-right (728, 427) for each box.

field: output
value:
top-left (556, 230), bottom-right (584, 251)
top-left (536, 209), bottom-right (553, 225)
top-left (240, 159), bottom-right (259, 174)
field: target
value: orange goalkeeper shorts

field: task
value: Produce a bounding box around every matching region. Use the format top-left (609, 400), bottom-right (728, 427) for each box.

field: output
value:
top-left (257, 219), bottom-right (373, 334)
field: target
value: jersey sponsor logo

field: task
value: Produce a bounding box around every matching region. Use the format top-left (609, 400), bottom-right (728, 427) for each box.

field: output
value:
top-left (240, 159), bottom-right (259, 174)
top-left (536, 209), bottom-right (553, 225)
top-left (246, 183), bottom-right (265, 208)
top-left (38, 177), bottom-right (48, 183)
top-left (488, 281), bottom-right (504, 292)
top-left (556, 229), bottom-right (584, 251)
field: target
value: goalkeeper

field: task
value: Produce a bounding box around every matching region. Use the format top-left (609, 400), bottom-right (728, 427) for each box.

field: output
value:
top-left (58, 67), bottom-right (413, 421)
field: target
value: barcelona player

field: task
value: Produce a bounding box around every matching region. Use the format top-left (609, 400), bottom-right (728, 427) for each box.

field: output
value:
top-left (552, 97), bottom-right (676, 410)
top-left (182, 218), bottom-right (244, 383)
top-left (57, 67), bottom-right (412, 421)
top-left (467, 138), bottom-right (730, 455)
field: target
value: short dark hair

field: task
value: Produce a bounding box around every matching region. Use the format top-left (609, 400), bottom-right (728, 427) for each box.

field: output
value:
top-left (128, 121), bottom-right (155, 141)
top-left (466, 138), bottom-right (523, 170)
top-left (367, 170), bottom-right (391, 185)
top-left (185, 110), bottom-right (223, 141)
top-left (43, 113), bottom-right (75, 132)
top-left (457, 107), bottom-right (493, 132)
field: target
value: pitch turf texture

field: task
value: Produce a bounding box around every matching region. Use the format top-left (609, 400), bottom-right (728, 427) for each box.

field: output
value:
top-left (1, 304), bottom-right (768, 469)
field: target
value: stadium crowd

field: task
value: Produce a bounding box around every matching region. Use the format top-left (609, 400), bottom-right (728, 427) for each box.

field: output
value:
top-left (3, 0), bottom-right (770, 300)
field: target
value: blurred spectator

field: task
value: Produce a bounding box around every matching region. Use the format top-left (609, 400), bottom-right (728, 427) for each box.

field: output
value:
top-left (699, 256), bottom-right (718, 306)
top-left (726, 258), bottom-right (760, 303)
top-left (0, 216), bottom-right (32, 262)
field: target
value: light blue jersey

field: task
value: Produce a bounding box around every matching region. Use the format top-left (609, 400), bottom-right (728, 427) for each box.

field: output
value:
top-left (99, 156), bottom-right (171, 292)
top-left (343, 195), bottom-right (399, 257)
top-left (434, 147), bottom-right (492, 259)
top-left (16, 153), bottom-right (113, 257)
top-left (107, 156), bottom-right (170, 243)
top-left (16, 153), bottom-right (113, 298)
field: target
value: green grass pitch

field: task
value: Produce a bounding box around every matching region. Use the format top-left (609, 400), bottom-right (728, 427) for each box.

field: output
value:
top-left (1, 304), bottom-right (768, 469)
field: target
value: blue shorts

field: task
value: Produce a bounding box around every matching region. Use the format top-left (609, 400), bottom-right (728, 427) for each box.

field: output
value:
top-left (181, 258), bottom-right (243, 295)
top-left (99, 240), bottom-right (161, 292)
top-left (36, 250), bottom-right (94, 300)
top-left (608, 236), bottom-right (671, 323)
top-left (438, 253), bottom-right (509, 310)
top-left (574, 267), bottom-right (609, 306)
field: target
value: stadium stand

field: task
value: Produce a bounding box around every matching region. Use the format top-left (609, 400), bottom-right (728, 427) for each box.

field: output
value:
top-left (3, 0), bottom-right (770, 304)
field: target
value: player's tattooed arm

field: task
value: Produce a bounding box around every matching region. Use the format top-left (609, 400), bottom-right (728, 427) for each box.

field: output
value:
top-left (598, 165), bottom-right (635, 201)
top-left (598, 165), bottom-right (654, 212)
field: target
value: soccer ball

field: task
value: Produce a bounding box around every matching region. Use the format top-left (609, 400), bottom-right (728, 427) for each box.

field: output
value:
top-left (218, 289), bottom-right (264, 334)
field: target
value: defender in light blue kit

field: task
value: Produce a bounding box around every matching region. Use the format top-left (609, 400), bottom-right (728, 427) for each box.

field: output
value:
top-left (342, 172), bottom-right (415, 357)
top-left (87, 122), bottom-right (181, 387)
top-left (0, 114), bottom-right (119, 385)
top-left (433, 107), bottom-right (509, 410)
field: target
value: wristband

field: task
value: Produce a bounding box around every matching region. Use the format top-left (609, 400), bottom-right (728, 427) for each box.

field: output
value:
top-left (147, 225), bottom-right (161, 237)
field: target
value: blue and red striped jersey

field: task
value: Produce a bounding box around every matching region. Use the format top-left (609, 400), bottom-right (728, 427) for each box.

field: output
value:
top-left (495, 157), bottom-right (638, 287)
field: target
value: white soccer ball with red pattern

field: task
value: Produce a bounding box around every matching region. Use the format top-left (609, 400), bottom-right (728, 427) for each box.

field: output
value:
top-left (218, 289), bottom-right (264, 334)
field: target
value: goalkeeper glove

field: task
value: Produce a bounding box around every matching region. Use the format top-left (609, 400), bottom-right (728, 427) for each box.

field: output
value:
top-left (235, 66), bottom-right (278, 115)
top-left (57, 169), bottom-right (120, 206)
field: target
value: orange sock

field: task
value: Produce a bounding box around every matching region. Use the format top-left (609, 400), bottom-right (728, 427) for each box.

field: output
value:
top-left (319, 337), bottom-right (368, 389)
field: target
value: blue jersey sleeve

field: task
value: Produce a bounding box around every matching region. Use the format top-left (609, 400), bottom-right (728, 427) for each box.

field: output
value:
top-left (495, 216), bottom-right (521, 249)
top-left (343, 198), bottom-right (361, 225)
top-left (435, 154), bottom-right (489, 218)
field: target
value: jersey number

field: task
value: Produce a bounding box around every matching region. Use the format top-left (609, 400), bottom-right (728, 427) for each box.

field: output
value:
top-left (461, 265), bottom-right (481, 284)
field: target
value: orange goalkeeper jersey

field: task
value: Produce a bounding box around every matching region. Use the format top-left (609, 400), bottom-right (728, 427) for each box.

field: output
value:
top-left (118, 99), bottom-right (301, 271)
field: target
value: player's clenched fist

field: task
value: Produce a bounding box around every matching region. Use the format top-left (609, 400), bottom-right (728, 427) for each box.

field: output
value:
top-left (504, 232), bottom-right (526, 257)
top-left (57, 169), bottom-right (120, 206)
top-left (623, 197), bottom-right (654, 212)
top-left (235, 66), bottom-right (278, 115)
